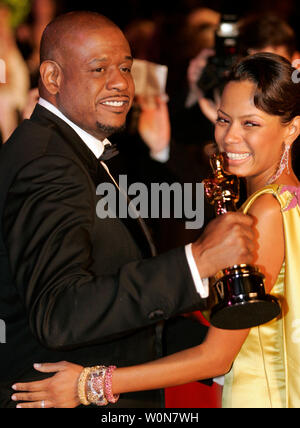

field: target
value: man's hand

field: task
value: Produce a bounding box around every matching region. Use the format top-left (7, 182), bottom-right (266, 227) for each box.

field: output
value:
top-left (192, 212), bottom-right (256, 278)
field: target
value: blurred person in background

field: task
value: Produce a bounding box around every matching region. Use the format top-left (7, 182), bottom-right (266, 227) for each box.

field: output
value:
top-left (237, 13), bottom-right (298, 60)
top-left (187, 13), bottom-right (299, 123)
top-left (166, 6), bottom-right (221, 150)
top-left (0, 0), bottom-right (30, 143)
top-left (141, 6), bottom-right (223, 209)
top-left (124, 18), bottom-right (158, 61)
top-left (18, 1), bottom-right (64, 124)
top-left (182, 6), bottom-right (221, 63)
top-left (16, 0), bottom-right (60, 88)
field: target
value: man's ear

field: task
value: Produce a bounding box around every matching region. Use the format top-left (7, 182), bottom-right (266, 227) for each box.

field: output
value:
top-left (39, 61), bottom-right (62, 95)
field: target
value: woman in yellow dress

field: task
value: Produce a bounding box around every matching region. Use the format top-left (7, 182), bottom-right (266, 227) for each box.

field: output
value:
top-left (11, 52), bottom-right (300, 408)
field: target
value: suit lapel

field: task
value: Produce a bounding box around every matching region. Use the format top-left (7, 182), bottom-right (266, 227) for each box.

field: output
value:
top-left (30, 104), bottom-right (100, 184)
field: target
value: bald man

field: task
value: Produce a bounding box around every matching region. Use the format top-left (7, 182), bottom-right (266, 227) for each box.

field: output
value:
top-left (0, 11), bottom-right (254, 408)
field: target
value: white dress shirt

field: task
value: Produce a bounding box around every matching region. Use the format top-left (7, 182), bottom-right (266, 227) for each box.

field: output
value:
top-left (38, 98), bottom-right (209, 298)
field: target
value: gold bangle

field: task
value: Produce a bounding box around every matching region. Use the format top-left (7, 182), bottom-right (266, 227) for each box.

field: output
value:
top-left (77, 367), bottom-right (91, 406)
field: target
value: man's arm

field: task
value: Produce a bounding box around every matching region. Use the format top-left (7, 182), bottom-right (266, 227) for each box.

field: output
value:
top-left (3, 155), bottom-right (204, 351)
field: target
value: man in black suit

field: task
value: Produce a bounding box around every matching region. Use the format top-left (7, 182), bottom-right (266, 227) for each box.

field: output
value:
top-left (0, 11), bottom-right (254, 408)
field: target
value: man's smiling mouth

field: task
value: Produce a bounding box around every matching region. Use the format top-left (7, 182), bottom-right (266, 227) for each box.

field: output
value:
top-left (102, 100), bottom-right (127, 107)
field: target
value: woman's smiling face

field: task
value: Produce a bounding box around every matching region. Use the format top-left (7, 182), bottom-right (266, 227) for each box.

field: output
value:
top-left (215, 80), bottom-right (289, 186)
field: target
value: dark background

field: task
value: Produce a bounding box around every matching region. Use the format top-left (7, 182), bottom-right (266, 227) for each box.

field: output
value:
top-left (60, 0), bottom-right (300, 47)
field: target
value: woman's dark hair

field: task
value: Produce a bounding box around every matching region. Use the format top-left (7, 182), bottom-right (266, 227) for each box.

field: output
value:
top-left (227, 52), bottom-right (300, 124)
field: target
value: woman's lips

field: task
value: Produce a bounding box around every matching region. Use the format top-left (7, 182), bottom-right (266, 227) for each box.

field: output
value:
top-left (224, 152), bottom-right (252, 165)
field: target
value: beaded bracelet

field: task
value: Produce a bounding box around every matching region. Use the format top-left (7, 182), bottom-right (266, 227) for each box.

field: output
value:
top-left (77, 367), bottom-right (91, 406)
top-left (87, 366), bottom-right (108, 406)
top-left (77, 365), bottom-right (119, 406)
top-left (104, 365), bottom-right (119, 404)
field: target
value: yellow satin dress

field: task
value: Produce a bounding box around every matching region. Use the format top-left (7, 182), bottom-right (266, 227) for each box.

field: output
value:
top-left (222, 184), bottom-right (300, 408)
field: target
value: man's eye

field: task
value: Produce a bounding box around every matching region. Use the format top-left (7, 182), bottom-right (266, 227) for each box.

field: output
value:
top-left (94, 67), bottom-right (105, 72)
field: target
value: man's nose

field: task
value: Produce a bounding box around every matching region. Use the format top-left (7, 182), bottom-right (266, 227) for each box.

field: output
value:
top-left (106, 68), bottom-right (128, 90)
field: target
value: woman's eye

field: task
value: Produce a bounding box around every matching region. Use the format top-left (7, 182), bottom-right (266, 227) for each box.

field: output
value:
top-left (244, 121), bottom-right (259, 127)
top-left (216, 116), bottom-right (229, 124)
top-left (94, 67), bottom-right (105, 73)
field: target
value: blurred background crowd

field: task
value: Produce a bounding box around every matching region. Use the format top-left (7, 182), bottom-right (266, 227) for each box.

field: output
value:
top-left (1, 0), bottom-right (300, 141)
top-left (1, 0), bottom-right (300, 152)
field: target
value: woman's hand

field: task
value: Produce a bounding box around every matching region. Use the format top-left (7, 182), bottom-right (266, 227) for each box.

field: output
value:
top-left (11, 361), bottom-right (83, 408)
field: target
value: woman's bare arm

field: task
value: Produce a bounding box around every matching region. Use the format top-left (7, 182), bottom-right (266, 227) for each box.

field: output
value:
top-left (11, 326), bottom-right (249, 408)
top-left (112, 325), bottom-right (249, 394)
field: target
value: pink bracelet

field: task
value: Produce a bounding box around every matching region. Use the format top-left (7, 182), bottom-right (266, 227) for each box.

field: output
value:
top-left (104, 365), bottom-right (119, 404)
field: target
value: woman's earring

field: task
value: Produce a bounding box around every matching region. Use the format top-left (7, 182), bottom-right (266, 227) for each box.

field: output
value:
top-left (267, 143), bottom-right (290, 185)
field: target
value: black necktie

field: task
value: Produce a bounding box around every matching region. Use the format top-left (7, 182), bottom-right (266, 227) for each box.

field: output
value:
top-left (99, 144), bottom-right (119, 161)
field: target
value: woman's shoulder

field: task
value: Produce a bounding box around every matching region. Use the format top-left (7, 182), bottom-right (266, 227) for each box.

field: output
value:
top-left (247, 192), bottom-right (281, 219)
top-left (242, 184), bottom-right (282, 217)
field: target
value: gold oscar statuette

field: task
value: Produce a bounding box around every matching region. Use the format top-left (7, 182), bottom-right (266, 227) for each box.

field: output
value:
top-left (203, 153), bottom-right (281, 329)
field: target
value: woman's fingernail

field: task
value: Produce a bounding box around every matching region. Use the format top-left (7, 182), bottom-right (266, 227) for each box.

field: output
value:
top-left (34, 363), bottom-right (41, 368)
top-left (16, 404), bottom-right (22, 408)
top-left (12, 384), bottom-right (17, 390)
top-left (11, 395), bottom-right (17, 401)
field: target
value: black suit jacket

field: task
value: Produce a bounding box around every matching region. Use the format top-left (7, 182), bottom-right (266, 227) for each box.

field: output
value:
top-left (0, 105), bottom-right (208, 408)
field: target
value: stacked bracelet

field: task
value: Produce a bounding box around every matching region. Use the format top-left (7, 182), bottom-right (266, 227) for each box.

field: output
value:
top-left (77, 365), bottom-right (119, 406)
top-left (104, 366), bottom-right (119, 404)
top-left (87, 366), bottom-right (108, 406)
top-left (77, 367), bottom-right (91, 406)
